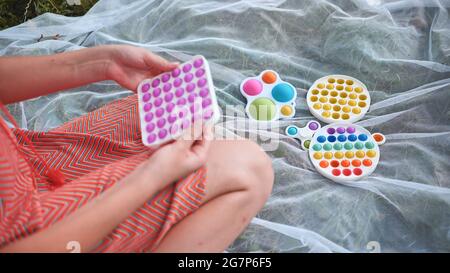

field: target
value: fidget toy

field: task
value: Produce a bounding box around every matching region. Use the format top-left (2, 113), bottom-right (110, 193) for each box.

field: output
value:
top-left (137, 56), bottom-right (220, 146)
top-left (308, 123), bottom-right (385, 182)
top-left (285, 120), bottom-right (321, 150)
top-left (240, 70), bottom-right (296, 121)
top-left (306, 75), bottom-right (371, 124)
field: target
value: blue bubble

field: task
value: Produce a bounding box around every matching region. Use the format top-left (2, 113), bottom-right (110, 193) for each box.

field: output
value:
top-left (287, 127), bottom-right (297, 136)
top-left (327, 135), bottom-right (336, 143)
top-left (271, 83), bottom-right (295, 103)
top-left (317, 135), bottom-right (326, 143)
top-left (348, 134), bottom-right (357, 142)
top-left (358, 134), bottom-right (368, 141)
top-left (337, 135), bottom-right (347, 142)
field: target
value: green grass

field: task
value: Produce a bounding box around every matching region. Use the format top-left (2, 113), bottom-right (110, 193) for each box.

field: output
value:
top-left (0, 0), bottom-right (98, 30)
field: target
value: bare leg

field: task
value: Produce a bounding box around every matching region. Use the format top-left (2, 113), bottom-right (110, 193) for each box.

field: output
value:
top-left (154, 139), bottom-right (274, 252)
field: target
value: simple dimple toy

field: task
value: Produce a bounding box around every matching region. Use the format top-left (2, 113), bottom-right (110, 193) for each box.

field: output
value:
top-left (137, 56), bottom-right (220, 147)
top-left (308, 123), bottom-right (385, 182)
top-left (240, 70), bottom-right (296, 121)
top-left (307, 75), bottom-right (371, 124)
top-left (285, 121), bottom-right (321, 150)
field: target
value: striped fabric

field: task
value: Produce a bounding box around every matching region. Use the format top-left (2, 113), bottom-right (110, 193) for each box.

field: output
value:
top-left (0, 94), bottom-right (206, 252)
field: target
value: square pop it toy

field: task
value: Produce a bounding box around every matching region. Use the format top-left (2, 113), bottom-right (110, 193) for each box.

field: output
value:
top-left (240, 70), bottom-right (296, 121)
top-left (307, 75), bottom-right (371, 124)
top-left (308, 123), bottom-right (385, 182)
top-left (137, 56), bottom-right (220, 146)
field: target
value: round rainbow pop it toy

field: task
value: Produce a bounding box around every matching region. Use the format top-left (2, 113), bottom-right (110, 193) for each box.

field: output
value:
top-left (308, 123), bottom-right (385, 182)
top-left (240, 70), bottom-right (296, 121)
top-left (137, 56), bottom-right (220, 147)
top-left (307, 75), bottom-right (371, 124)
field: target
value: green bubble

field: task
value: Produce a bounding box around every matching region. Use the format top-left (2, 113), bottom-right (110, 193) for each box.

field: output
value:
top-left (304, 140), bottom-right (311, 149)
top-left (344, 142), bottom-right (353, 150)
top-left (365, 142), bottom-right (375, 149)
top-left (312, 144), bottom-right (322, 151)
top-left (323, 143), bottom-right (332, 151)
top-left (355, 142), bottom-right (364, 149)
top-left (249, 98), bottom-right (276, 120)
top-left (333, 143), bottom-right (342, 150)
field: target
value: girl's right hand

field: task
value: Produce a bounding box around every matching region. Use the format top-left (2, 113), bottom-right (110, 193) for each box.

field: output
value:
top-left (138, 125), bottom-right (213, 191)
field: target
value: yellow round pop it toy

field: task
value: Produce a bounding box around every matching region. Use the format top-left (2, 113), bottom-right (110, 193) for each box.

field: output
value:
top-left (306, 75), bottom-right (371, 123)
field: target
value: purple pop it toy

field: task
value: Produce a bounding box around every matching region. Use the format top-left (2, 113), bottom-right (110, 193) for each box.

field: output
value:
top-left (137, 56), bottom-right (220, 146)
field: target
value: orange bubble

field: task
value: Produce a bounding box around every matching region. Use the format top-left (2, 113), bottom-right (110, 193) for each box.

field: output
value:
top-left (373, 133), bottom-right (384, 142)
top-left (341, 160), bottom-right (350, 167)
top-left (363, 159), bottom-right (372, 167)
top-left (352, 159), bottom-right (361, 167)
top-left (319, 160), bottom-right (329, 168)
top-left (262, 71), bottom-right (277, 84)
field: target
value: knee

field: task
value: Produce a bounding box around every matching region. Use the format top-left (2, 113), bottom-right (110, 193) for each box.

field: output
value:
top-left (226, 139), bottom-right (274, 206)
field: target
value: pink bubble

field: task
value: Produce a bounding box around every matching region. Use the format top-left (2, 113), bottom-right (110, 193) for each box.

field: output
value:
top-left (195, 69), bottom-right (205, 77)
top-left (147, 133), bottom-right (156, 143)
top-left (157, 118), bottom-right (166, 128)
top-left (173, 78), bottom-right (182, 87)
top-left (143, 103), bottom-right (152, 112)
top-left (242, 79), bottom-right (262, 96)
top-left (143, 93), bottom-right (151, 102)
top-left (193, 58), bottom-right (204, 68)
top-left (155, 108), bottom-right (164, 117)
top-left (168, 114), bottom-right (177, 123)
top-left (164, 93), bottom-right (173, 102)
top-left (151, 78), bottom-right (160, 87)
top-left (162, 73), bottom-right (170, 82)
top-left (166, 103), bottom-right (175, 112)
top-left (153, 88), bottom-right (161, 97)
top-left (146, 123), bottom-right (155, 133)
top-left (171, 68), bottom-right (181, 77)
top-left (141, 83), bottom-right (150, 92)
top-left (158, 129), bottom-right (167, 139)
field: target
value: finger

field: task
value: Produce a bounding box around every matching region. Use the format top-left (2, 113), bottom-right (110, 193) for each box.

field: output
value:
top-left (143, 52), bottom-right (179, 72)
top-left (191, 125), bottom-right (213, 157)
top-left (176, 121), bottom-right (204, 150)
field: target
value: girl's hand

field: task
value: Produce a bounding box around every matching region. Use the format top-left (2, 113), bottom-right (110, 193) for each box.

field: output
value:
top-left (139, 125), bottom-right (213, 191)
top-left (104, 45), bottom-right (179, 91)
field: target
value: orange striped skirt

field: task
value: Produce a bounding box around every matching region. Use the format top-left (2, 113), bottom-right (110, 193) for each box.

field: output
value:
top-left (2, 94), bottom-right (206, 252)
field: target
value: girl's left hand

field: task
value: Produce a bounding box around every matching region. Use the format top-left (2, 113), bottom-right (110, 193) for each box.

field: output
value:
top-left (103, 45), bottom-right (179, 91)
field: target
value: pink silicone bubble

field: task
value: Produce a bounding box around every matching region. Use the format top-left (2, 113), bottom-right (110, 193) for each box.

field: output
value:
top-left (143, 93), bottom-right (151, 102)
top-left (158, 129), bottom-right (167, 139)
top-left (172, 68), bottom-right (181, 77)
top-left (143, 103), bottom-right (152, 112)
top-left (164, 93), bottom-right (173, 102)
top-left (193, 58), bottom-right (203, 68)
top-left (163, 83), bottom-right (172, 92)
top-left (186, 83), bottom-right (195, 92)
top-left (181, 119), bottom-right (191, 129)
top-left (197, 78), bottom-right (207, 87)
top-left (162, 73), bottom-right (170, 83)
top-left (184, 73), bottom-right (194, 83)
top-left (142, 83), bottom-right (150, 92)
top-left (151, 78), bottom-right (160, 88)
top-left (147, 133), bottom-right (156, 143)
top-left (153, 88), bottom-right (161, 97)
top-left (166, 103), bottom-right (175, 112)
top-left (188, 93), bottom-right (198, 103)
top-left (146, 123), bottom-right (155, 133)
top-left (170, 124), bottom-right (179, 135)
top-left (157, 118), bottom-right (166, 128)
top-left (242, 79), bottom-right (262, 96)
top-left (173, 78), bottom-right (182, 87)
top-left (202, 98), bottom-right (212, 108)
top-left (154, 98), bottom-right (163, 107)
top-left (175, 88), bottom-right (184, 97)
top-left (155, 108), bottom-right (164, 117)
top-left (199, 88), bottom-right (209, 97)
top-left (195, 69), bottom-right (205, 77)
top-left (177, 98), bottom-right (187, 106)
top-left (203, 109), bottom-right (213, 120)
top-left (183, 63), bottom-right (192, 73)
top-left (145, 112), bottom-right (154, 122)
top-left (168, 114), bottom-right (177, 123)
